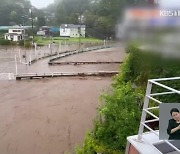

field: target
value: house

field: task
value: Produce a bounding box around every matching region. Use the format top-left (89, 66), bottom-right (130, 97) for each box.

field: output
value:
top-left (37, 30), bottom-right (46, 36)
top-left (5, 27), bottom-right (26, 41)
top-left (37, 26), bottom-right (51, 36)
top-left (60, 24), bottom-right (85, 38)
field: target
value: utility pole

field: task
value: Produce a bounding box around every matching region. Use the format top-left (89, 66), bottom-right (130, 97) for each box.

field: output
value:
top-left (29, 8), bottom-right (34, 45)
top-left (29, 8), bottom-right (35, 63)
top-left (15, 54), bottom-right (18, 74)
top-left (22, 15), bottom-right (27, 64)
top-left (78, 14), bottom-right (82, 50)
top-left (30, 8), bottom-right (33, 29)
top-left (49, 36), bottom-right (53, 55)
top-left (59, 41), bottom-right (61, 55)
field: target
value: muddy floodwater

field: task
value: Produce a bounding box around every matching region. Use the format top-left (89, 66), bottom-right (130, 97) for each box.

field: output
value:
top-left (0, 44), bottom-right (126, 153)
top-left (0, 77), bottom-right (112, 154)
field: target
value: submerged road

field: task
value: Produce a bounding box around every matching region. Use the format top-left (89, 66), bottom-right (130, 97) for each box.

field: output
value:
top-left (0, 44), bottom-right (126, 153)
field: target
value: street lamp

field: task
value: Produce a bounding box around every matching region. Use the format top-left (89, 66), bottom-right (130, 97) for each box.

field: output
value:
top-left (78, 15), bottom-right (82, 50)
top-left (21, 15), bottom-right (27, 64)
top-left (29, 8), bottom-right (35, 47)
top-left (29, 8), bottom-right (34, 29)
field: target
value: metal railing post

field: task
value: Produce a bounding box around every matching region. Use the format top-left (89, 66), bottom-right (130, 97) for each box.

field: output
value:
top-left (138, 81), bottom-right (152, 140)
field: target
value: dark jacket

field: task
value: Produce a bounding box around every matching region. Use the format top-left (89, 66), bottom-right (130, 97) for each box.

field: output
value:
top-left (167, 119), bottom-right (180, 140)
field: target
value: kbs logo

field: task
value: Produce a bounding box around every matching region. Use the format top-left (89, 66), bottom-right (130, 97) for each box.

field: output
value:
top-left (160, 10), bottom-right (180, 17)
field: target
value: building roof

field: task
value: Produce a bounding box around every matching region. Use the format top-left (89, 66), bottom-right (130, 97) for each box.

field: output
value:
top-left (61, 24), bottom-right (85, 29)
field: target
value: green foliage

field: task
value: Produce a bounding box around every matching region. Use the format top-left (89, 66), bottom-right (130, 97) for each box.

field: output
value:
top-left (0, 30), bottom-right (8, 35)
top-left (76, 81), bottom-right (142, 153)
top-left (18, 40), bottom-right (24, 46)
top-left (115, 44), bottom-right (180, 87)
top-left (37, 17), bottom-right (46, 27)
top-left (76, 132), bottom-right (123, 154)
top-left (24, 41), bottom-right (32, 48)
top-left (0, 39), bottom-right (10, 45)
top-left (0, 0), bottom-right (31, 26)
top-left (56, 0), bottom-right (90, 24)
top-left (53, 0), bottom-right (137, 39)
top-left (18, 40), bottom-right (32, 48)
top-left (10, 41), bottom-right (17, 45)
top-left (33, 36), bottom-right (102, 46)
top-left (96, 83), bottom-right (142, 150)
top-left (76, 44), bottom-right (180, 153)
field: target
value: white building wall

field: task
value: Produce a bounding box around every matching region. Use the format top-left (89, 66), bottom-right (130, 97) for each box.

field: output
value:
top-left (70, 28), bottom-right (79, 38)
top-left (60, 28), bottom-right (71, 37)
top-left (4, 34), bottom-right (13, 41)
top-left (60, 25), bottom-right (86, 37)
top-left (81, 28), bottom-right (86, 37)
top-left (69, 28), bottom-right (85, 38)
top-left (5, 34), bottom-right (24, 41)
top-left (14, 35), bottom-right (18, 41)
top-left (9, 29), bottom-right (24, 35)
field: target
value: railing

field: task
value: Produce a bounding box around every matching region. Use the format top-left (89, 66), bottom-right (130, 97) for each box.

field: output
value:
top-left (138, 77), bottom-right (180, 153)
top-left (15, 71), bottom-right (119, 80)
top-left (48, 45), bottom-right (112, 64)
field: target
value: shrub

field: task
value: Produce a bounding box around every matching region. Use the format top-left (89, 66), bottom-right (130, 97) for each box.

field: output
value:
top-left (76, 44), bottom-right (180, 153)
top-left (18, 40), bottom-right (24, 46)
top-left (37, 43), bottom-right (44, 46)
top-left (0, 39), bottom-right (11, 45)
top-left (24, 41), bottom-right (32, 48)
top-left (10, 41), bottom-right (17, 45)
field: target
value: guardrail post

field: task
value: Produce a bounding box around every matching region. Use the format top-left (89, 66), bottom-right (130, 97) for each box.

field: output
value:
top-left (8, 73), bottom-right (11, 80)
top-left (138, 81), bottom-right (152, 140)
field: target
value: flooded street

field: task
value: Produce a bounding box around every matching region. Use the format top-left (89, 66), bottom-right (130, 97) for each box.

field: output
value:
top-left (0, 44), bottom-right (126, 153)
top-left (0, 43), bottom-right (105, 74)
top-left (0, 77), bottom-right (112, 154)
top-left (23, 47), bottom-right (125, 74)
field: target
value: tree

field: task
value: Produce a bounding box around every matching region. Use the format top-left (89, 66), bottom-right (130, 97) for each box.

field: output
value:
top-left (0, 0), bottom-right (32, 26)
top-left (44, 0), bottom-right (145, 38)
top-left (55, 0), bottom-right (91, 24)
top-left (37, 17), bottom-right (46, 27)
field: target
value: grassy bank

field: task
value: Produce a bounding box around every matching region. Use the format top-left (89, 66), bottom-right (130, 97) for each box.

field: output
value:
top-left (34, 36), bottom-right (103, 46)
top-left (0, 36), bottom-right (103, 47)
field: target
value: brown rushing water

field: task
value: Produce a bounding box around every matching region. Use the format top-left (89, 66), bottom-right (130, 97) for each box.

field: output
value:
top-left (0, 44), bottom-right (126, 154)
top-left (0, 77), bottom-right (112, 154)
top-left (0, 43), bottom-right (113, 74)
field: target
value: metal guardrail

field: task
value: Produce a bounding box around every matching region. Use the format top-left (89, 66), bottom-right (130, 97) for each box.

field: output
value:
top-left (49, 61), bottom-right (122, 65)
top-left (48, 45), bottom-right (112, 64)
top-left (137, 77), bottom-right (180, 153)
top-left (27, 44), bottom-right (112, 65)
top-left (15, 71), bottom-right (119, 80)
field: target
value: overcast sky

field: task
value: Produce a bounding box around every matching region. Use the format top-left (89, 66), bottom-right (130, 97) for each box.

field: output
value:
top-left (30, 0), bottom-right (54, 8)
top-left (29, 0), bottom-right (180, 9)
top-left (159, 0), bottom-right (180, 8)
